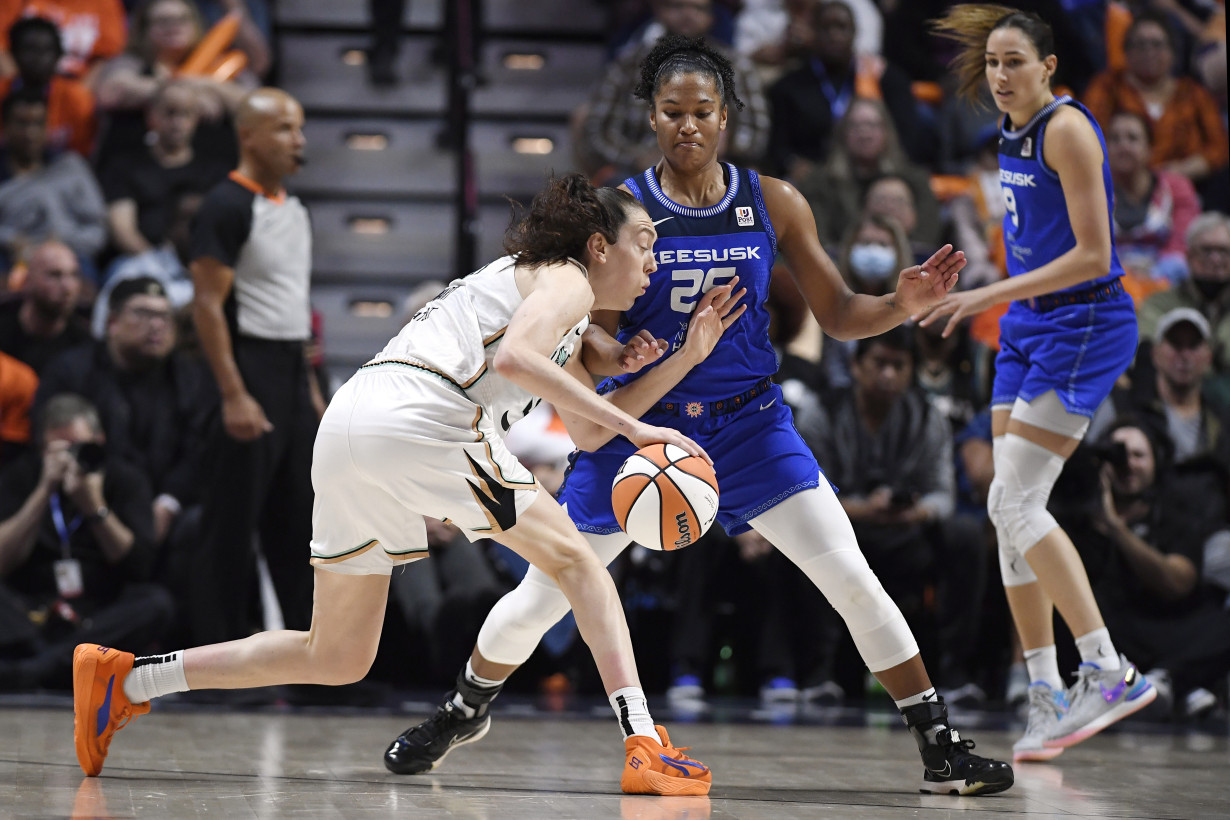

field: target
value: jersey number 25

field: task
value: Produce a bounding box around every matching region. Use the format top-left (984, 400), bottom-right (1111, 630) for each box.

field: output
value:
top-left (670, 267), bottom-right (737, 313)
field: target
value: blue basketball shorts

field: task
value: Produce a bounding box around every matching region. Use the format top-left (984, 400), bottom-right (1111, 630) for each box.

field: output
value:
top-left (992, 290), bottom-right (1138, 417)
top-left (559, 383), bottom-right (823, 536)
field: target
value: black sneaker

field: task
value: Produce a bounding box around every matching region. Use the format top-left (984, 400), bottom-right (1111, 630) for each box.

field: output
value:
top-left (919, 727), bottom-right (1014, 795)
top-left (383, 698), bottom-right (491, 774)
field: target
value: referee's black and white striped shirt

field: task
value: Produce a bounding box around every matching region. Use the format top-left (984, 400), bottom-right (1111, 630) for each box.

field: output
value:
top-left (191, 171), bottom-right (312, 342)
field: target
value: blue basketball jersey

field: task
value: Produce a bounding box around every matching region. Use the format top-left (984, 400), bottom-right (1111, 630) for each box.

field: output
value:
top-left (607, 162), bottom-right (778, 404)
top-left (998, 96), bottom-right (1125, 294)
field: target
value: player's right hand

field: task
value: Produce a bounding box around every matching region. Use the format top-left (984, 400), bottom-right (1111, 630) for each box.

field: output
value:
top-left (628, 423), bottom-right (712, 466)
top-left (683, 279), bottom-right (747, 363)
top-left (223, 392), bottom-right (274, 441)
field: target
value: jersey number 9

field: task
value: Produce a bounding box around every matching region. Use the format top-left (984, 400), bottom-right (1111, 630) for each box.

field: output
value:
top-left (1002, 186), bottom-right (1019, 230)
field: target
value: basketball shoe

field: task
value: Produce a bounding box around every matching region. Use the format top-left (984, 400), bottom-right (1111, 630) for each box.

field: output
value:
top-left (1012, 683), bottom-right (1067, 762)
top-left (1044, 655), bottom-right (1155, 750)
top-left (384, 697), bottom-right (491, 774)
top-left (901, 698), bottom-right (1014, 795)
top-left (621, 725), bottom-right (711, 796)
top-left (72, 644), bottom-right (150, 776)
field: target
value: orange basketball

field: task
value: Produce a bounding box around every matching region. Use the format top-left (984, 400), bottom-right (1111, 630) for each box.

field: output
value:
top-left (611, 443), bottom-right (719, 551)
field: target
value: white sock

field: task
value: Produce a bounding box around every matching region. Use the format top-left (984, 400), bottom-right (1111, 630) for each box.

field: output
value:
top-left (464, 659), bottom-right (504, 689)
top-left (1023, 645), bottom-right (1065, 691)
top-left (609, 686), bottom-right (657, 741)
top-left (1074, 628), bottom-right (1119, 670)
top-left (450, 659), bottom-right (505, 718)
top-left (122, 651), bottom-right (189, 704)
top-left (894, 688), bottom-right (938, 709)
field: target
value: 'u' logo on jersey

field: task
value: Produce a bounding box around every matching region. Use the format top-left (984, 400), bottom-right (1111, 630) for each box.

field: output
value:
top-left (735, 206), bottom-right (754, 227)
top-left (1021, 137), bottom-right (1032, 157)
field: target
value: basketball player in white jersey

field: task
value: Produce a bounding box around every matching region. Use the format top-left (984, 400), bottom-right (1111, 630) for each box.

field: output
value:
top-left (72, 173), bottom-right (743, 797)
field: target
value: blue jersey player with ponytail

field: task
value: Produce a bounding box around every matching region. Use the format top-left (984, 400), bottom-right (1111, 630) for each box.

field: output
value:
top-left (928, 6), bottom-right (1156, 765)
top-left (385, 34), bottom-right (1016, 796)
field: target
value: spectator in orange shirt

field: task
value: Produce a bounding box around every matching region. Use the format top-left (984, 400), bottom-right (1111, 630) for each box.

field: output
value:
top-left (0, 349), bottom-right (37, 463)
top-left (0, 0), bottom-right (128, 86)
top-left (1083, 11), bottom-right (1229, 186)
top-left (0, 17), bottom-right (96, 157)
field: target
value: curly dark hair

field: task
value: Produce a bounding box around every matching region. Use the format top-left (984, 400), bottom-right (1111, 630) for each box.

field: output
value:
top-left (632, 34), bottom-right (745, 111)
top-left (503, 173), bottom-right (644, 267)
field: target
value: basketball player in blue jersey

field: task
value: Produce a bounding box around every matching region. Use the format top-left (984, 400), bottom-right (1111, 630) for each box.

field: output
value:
top-left (386, 35), bottom-right (1015, 797)
top-left (925, 6), bottom-right (1156, 764)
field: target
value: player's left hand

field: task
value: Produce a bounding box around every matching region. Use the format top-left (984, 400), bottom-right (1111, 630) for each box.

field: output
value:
top-left (618, 329), bottom-right (668, 373)
top-left (892, 244), bottom-right (965, 318)
top-left (914, 287), bottom-right (994, 339)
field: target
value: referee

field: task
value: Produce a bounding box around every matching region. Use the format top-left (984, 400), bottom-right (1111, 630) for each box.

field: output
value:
top-left (188, 88), bottom-right (315, 644)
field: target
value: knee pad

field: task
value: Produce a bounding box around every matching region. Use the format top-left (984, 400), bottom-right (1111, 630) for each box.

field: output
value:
top-left (988, 433), bottom-right (1065, 580)
top-left (475, 566), bottom-right (573, 666)
top-left (750, 489), bottom-right (918, 672)
top-left (818, 551), bottom-right (919, 672)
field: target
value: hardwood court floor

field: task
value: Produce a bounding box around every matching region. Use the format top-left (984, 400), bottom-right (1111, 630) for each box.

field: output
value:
top-left (2, 697), bottom-right (1226, 819)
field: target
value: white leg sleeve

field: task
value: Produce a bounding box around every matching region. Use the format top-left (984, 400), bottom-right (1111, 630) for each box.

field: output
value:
top-left (750, 483), bottom-right (919, 673)
top-left (475, 531), bottom-right (630, 666)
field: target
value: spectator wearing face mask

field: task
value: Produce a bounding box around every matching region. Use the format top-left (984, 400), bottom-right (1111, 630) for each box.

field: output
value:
top-left (818, 212), bottom-right (912, 391)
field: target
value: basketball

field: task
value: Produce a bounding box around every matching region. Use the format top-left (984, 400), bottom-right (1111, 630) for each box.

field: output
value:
top-left (611, 443), bottom-right (719, 551)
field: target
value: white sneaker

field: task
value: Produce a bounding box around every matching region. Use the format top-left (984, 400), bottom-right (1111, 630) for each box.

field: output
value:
top-left (1045, 655), bottom-right (1155, 750)
top-left (1013, 682), bottom-right (1067, 762)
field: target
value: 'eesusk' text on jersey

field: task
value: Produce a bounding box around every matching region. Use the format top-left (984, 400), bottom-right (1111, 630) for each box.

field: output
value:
top-left (998, 96), bottom-right (1125, 293)
top-left (608, 163), bottom-right (777, 404)
top-left (370, 256), bottom-right (587, 433)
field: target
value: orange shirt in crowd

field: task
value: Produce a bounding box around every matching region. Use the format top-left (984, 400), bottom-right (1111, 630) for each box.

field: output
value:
top-left (0, 74), bottom-right (95, 156)
top-left (0, 349), bottom-right (36, 451)
top-left (1083, 69), bottom-right (1230, 172)
top-left (0, 0), bottom-right (127, 79)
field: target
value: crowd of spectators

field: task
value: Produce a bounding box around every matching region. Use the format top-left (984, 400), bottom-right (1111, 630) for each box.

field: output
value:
top-left (0, 0), bottom-right (1226, 722)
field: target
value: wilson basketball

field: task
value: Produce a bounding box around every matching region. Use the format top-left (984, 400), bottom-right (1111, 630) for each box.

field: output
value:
top-left (611, 443), bottom-right (719, 551)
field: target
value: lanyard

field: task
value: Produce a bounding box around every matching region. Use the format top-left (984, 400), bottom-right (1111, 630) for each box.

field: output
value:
top-left (49, 492), bottom-right (82, 559)
top-left (811, 59), bottom-right (854, 122)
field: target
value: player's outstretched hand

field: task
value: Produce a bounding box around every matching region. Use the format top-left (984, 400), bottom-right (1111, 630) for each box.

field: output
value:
top-left (683, 278), bottom-right (747, 364)
top-left (893, 244), bottom-right (965, 317)
top-left (914, 286), bottom-right (996, 339)
top-left (629, 423), bottom-right (713, 466)
top-left (618, 329), bottom-right (668, 373)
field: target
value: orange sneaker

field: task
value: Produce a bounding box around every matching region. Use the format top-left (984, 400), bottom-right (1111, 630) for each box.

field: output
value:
top-left (73, 644), bottom-right (150, 776)
top-left (621, 725), bottom-right (711, 796)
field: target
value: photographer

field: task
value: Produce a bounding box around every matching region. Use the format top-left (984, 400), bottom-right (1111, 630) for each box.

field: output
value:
top-left (811, 327), bottom-right (988, 700)
top-left (1054, 420), bottom-right (1230, 719)
top-left (0, 394), bottom-right (170, 691)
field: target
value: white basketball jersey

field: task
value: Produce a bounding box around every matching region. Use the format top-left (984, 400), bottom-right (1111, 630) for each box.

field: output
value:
top-left (372, 256), bottom-right (589, 433)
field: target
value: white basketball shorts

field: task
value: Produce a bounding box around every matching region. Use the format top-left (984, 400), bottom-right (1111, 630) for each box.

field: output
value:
top-left (309, 363), bottom-right (540, 575)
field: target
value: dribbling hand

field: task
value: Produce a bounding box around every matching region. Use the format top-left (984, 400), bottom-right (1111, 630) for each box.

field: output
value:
top-left (628, 423), bottom-right (713, 466)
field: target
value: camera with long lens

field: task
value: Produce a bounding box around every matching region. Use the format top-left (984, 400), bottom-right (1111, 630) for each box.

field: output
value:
top-left (69, 441), bottom-right (106, 473)
top-left (1049, 440), bottom-right (1128, 518)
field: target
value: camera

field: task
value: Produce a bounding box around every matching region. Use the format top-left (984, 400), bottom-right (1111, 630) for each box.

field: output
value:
top-left (1049, 440), bottom-right (1128, 519)
top-left (69, 442), bottom-right (106, 473)
top-left (1085, 440), bottom-right (1129, 475)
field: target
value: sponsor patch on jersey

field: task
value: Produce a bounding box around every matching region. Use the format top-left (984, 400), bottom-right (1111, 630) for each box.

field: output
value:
top-left (735, 206), bottom-right (754, 227)
top-left (1021, 136), bottom-right (1032, 157)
